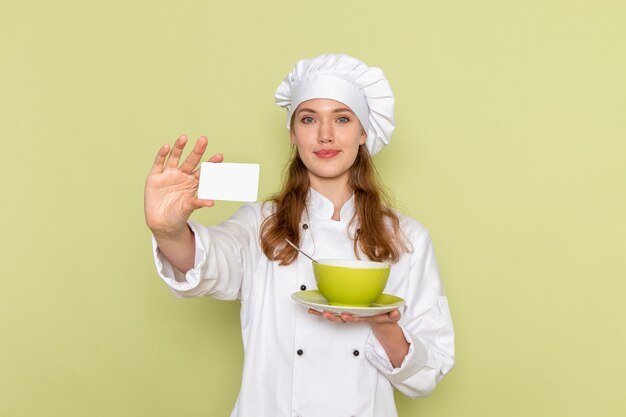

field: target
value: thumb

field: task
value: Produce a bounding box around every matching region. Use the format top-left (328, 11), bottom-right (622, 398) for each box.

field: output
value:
top-left (389, 309), bottom-right (401, 322)
top-left (190, 198), bottom-right (215, 210)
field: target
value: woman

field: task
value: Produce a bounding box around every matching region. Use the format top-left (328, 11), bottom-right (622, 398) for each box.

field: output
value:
top-left (144, 54), bottom-right (454, 417)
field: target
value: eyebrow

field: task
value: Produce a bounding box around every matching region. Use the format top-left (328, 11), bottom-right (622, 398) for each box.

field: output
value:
top-left (296, 107), bottom-right (355, 115)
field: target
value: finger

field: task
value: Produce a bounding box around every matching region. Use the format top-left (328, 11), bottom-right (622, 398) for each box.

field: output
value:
top-left (165, 135), bottom-right (188, 169)
top-left (192, 153), bottom-right (224, 179)
top-left (341, 313), bottom-right (358, 323)
top-left (179, 136), bottom-right (208, 174)
top-left (322, 311), bottom-right (344, 323)
top-left (308, 308), bottom-right (323, 316)
top-left (148, 143), bottom-right (170, 176)
top-left (208, 153), bottom-right (224, 163)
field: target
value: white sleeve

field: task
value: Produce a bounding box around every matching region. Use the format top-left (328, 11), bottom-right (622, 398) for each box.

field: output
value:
top-left (364, 229), bottom-right (455, 398)
top-left (151, 204), bottom-right (260, 301)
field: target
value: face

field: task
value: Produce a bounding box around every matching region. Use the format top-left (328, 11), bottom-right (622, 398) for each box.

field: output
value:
top-left (291, 98), bottom-right (367, 185)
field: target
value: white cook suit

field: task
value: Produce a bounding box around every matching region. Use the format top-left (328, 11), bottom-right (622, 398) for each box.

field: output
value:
top-left (152, 188), bottom-right (455, 417)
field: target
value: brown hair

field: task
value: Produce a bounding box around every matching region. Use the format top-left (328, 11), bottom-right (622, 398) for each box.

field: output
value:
top-left (260, 144), bottom-right (409, 265)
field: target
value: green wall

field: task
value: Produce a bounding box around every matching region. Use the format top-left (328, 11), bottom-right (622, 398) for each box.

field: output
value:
top-left (1, 1), bottom-right (625, 416)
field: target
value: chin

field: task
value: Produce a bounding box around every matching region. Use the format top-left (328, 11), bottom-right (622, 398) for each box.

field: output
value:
top-left (310, 168), bottom-right (350, 181)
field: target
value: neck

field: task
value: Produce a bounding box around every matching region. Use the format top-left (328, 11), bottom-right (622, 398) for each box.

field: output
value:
top-left (309, 173), bottom-right (352, 220)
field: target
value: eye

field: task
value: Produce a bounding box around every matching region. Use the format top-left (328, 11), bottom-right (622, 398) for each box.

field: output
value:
top-left (337, 116), bottom-right (350, 123)
top-left (301, 116), bottom-right (315, 124)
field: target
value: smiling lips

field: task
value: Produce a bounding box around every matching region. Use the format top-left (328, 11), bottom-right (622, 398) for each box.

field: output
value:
top-left (314, 149), bottom-right (340, 159)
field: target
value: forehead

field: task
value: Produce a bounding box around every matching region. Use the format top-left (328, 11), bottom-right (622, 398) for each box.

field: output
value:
top-left (295, 98), bottom-right (355, 114)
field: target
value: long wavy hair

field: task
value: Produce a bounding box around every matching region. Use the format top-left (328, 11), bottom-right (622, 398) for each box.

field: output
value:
top-left (260, 144), bottom-right (409, 265)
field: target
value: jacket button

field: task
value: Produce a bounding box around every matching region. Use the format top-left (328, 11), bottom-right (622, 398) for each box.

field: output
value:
top-left (302, 223), bottom-right (309, 230)
top-left (297, 349), bottom-right (304, 356)
top-left (300, 285), bottom-right (307, 291)
top-left (353, 349), bottom-right (360, 357)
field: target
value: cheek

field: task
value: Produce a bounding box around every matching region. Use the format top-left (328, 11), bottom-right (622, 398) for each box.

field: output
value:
top-left (292, 129), bottom-right (315, 147)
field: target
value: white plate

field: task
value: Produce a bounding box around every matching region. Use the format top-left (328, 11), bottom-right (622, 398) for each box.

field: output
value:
top-left (291, 290), bottom-right (405, 317)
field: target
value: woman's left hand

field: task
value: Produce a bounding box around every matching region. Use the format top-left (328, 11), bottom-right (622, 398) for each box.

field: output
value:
top-left (309, 308), bottom-right (409, 367)
top-left (308, 308), bottom-right (401, 326)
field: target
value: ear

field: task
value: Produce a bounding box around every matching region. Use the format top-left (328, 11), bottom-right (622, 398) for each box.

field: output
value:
top-left (290, 128), bottom-right (296, 144)
top-left (359, 128), bottom-right (367, 145)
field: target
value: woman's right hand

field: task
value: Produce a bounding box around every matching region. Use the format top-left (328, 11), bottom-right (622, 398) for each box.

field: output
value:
top-left (144, 135), bottom-right (223, 238)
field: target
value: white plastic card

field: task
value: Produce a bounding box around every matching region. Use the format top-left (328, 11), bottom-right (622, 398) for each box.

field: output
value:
top-left (198, 162), bottom-right (260, 202)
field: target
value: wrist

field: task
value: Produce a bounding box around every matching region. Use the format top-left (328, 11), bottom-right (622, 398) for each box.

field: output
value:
top-left (371, 321), bottom-right (400, 336)
top-left (151, 223), bottom-right (192, 241)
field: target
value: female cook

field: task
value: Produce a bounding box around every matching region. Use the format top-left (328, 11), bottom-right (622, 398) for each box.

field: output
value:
top-left (144, 53), bottom-right (455, 417)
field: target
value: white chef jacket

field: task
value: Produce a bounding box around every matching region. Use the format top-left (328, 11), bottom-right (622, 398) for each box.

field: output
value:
top-left (152, 188), bottom-right (455, 417)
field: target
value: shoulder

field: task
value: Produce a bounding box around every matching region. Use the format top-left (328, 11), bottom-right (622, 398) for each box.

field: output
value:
top-left (233, 201), bottom-right (276, 223)
top-left (392, 210), bottom-right (433, 250)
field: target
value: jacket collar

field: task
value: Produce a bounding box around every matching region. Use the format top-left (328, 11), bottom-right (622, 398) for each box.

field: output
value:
top-left (306, 187), bottom-right (355, 221)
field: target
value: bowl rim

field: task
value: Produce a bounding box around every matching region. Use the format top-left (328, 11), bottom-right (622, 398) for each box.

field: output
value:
top-left (314, 259), bottom-right (391, 269)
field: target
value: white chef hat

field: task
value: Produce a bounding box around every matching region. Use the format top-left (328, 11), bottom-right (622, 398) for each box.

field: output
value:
top-left (275, 53), bottom-right (395, 156)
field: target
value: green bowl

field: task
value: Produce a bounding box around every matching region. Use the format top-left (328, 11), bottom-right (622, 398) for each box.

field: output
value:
top-left (312, 259), bottom-right (391, 307)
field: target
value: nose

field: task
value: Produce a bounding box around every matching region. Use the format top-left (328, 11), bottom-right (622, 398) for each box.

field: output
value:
top-left (318, 121), bottom-right (334, 144)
